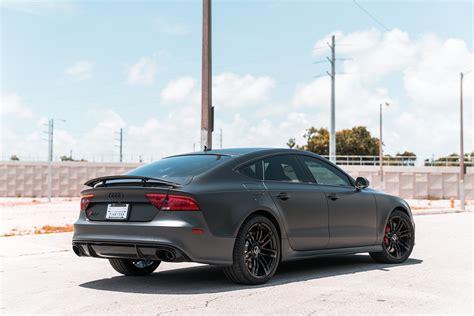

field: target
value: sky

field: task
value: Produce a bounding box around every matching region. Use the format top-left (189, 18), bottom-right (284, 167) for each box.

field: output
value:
top-left (1, 0), bottom-right (473, 162)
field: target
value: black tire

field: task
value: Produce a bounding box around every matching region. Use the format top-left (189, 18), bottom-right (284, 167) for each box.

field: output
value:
top-left (370, 210), bottom-right (415, 264)
top-left (223, 215), bottom-right (281, 285)
top-left (109, 259), bottom-right (160, 276)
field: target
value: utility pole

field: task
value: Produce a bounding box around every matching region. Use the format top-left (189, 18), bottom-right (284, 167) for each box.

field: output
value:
top-left (459, 72), bottom-right (465, 211)
top-left (47, 118), bottom-right (53, 202)
top-left (115, 128), bottom-right (123, 162)
top-left (327, 35), bottom-right (336, 163)
top-left (119, 128), bottom-right (123, 163)
top-left (379, 102), bottom-right (389, 191)
top-left (201, 0), bottom-right (213, 150)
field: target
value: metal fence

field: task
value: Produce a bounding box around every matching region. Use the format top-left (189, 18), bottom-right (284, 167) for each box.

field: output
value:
top-left (3, 153), bottom-right (473, 167)
top-left (320, 155), bottom-right (473, 167)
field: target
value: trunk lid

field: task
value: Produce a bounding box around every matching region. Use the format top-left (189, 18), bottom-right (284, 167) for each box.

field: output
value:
top-left (83, 186), bottom-right (171, 222)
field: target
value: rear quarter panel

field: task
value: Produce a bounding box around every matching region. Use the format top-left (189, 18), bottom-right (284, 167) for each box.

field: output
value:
top-left (184, 168), bottom-right (286, 239)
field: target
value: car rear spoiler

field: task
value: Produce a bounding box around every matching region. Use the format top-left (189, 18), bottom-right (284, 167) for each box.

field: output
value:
top-left (84, 175), bottom-right (180, 188)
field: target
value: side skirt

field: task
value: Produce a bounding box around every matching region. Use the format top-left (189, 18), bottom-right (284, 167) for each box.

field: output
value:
top-left (280, 238), bottom-right (383, 262)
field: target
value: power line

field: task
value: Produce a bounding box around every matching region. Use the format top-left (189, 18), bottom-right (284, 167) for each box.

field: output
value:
top-left (353, 0), bottom-right (390, 32)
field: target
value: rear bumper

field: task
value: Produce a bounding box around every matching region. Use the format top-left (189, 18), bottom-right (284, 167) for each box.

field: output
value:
top-left (72, 211), bottom-right (234, 265)
top-left (72, 240), bottom-right (190, 262)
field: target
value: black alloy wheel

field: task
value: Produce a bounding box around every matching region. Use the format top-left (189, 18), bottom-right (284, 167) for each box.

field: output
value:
top-left (370, 210), bottom-right (414, 264)
top-left (224, 215), bottom-right (280, 285)
top-left (244, 222), bottom-right (279, 277)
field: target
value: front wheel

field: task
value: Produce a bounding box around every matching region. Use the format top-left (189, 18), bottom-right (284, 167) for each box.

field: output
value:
top-left (109, 259), bottom-right (160, 276)
top-left (370, 210), bottom-right (415, 264)
top-left (223, 215), bottom-right (280, 285)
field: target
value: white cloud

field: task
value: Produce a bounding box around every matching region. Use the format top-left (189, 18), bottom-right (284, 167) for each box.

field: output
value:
top-left (2, 29), bottom-right (472, 161)
top-left (213, 111), bottom-right (312, 150)
top-left (404, 37), bottom-right (473, 108)
top-left (65, 61), bottom-right (94, 80)
top-left (292, 75), bottom-right (392, 130)
top-left (0, 93), bottom-right (33, 118)
top-left (160, 72), bottom-right (275, 109)
top-left (127, 56), bottom-right (157, 86)
top-left (160, 77), bottom-right (198, 104)
top-left (213, 73), bottom-right (275, 108)
top-left (296, 29), bottom-right (473, 158)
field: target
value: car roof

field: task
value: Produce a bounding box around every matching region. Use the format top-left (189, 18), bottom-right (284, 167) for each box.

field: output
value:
top-left (169, 147), bottom-right (322, 158)
top-left (191, 148), bottom-right (273, 156)
top-left (173, 147), bottom-right (303, 157)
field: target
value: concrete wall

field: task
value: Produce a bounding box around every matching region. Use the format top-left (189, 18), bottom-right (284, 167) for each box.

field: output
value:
top-left (344, 166), bottom-right (473, 199)
top-left (0, 161), bottom-right (472, 199)
top-left (0, 161), bottom-right (141, 198)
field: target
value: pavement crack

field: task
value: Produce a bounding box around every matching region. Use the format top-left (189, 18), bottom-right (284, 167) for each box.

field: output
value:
top-left (204, 296), bottom-right (220, 307)
top-left (156, 295), bottom-right (221, 315)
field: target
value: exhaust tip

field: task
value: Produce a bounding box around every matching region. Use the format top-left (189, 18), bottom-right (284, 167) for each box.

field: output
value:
top-left (72, 245), bottom-right (82, 256)
top-left (156, 249), bottom-right (176, 262)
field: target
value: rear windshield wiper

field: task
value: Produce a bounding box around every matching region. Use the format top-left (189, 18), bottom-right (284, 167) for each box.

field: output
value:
top-left (84, 175), bottom-right (180, 188)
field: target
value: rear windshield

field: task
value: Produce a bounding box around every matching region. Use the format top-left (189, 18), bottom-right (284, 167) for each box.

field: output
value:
top-left (125, 154), bottom-right (230, 184)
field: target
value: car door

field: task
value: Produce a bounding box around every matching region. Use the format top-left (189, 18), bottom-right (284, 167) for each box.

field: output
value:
top-left (262, 154), bottom-right (329, 251)
top-left (297, 155), bottom-right (377, 248)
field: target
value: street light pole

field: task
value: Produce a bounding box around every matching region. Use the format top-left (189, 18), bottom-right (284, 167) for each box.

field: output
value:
top-left (459, 72), bottom-right (465, 211)
top-left (379, 102), bottom-right (389, 191)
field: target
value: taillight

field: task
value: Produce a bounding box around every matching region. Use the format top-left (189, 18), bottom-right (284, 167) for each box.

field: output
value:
top-left (80, 193), bottom-right (94, 211)
top-left (145, 193), bottom-right (167, 209)
top-left (146, 193), bottom-right (200, 211)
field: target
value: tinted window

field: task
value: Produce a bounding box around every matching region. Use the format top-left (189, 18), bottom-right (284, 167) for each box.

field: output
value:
top-left (263, 155), bottom-right (307, 182)
top-left (299, 156), bottom-right (351, 186)
top-left (239, 160), bottom-right (263, 180)
top-left (126, 154), bottom-right (229, 184)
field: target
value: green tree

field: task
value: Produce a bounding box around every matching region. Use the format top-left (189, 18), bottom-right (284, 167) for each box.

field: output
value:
top-left (289, 126), bottom-right (380, 156)
top-left (10, 155), bottom-right (19, 161)
top-left (60, 155), bottom-right (74, 161)
top-left (391, 151), bottom-right (417, 166)
top-left (396, 151), bottom-right (417, 157)
top-left (336, 126), bottom-right (379, 155)
top-left (299, 127), bottom-right (330, 155)
top-left (286, 138), bottom-right (296, 149)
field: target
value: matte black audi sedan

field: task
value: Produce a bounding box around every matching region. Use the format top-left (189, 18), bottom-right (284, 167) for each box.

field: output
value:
top-left (73, 148), bottom-right (415, 284)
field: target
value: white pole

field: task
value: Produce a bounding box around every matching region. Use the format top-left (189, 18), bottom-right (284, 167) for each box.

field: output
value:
top-left (460, 72), bottom-right (465, 211)
top-left (379, 104), bottom-right (384, 191)
top-left (47, 118), bottom-right (53, 202)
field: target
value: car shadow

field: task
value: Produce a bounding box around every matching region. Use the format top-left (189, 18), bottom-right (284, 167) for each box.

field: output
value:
top-left (79, 255), bottom-right (423, 295)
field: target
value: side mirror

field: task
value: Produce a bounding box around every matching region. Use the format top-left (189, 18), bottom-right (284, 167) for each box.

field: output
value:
top-left (355, 177), bottom-right (370, 190)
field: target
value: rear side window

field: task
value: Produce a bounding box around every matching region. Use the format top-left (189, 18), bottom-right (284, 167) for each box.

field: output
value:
top-left (263, 155), bottom-right (307, 182)
top-left (126, 154), bottom-right (229, 184)
top-left (238, 160), bottom-right (263, 180)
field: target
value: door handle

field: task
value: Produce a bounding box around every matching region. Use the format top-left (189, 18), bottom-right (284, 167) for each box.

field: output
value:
top-left (276, 192), bottom-right (290, 200)
top-left (327, 193), bottom-right (338, 201)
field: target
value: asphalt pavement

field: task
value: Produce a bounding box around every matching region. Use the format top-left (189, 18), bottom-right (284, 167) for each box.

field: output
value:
top-left (1, 212), bottom-right (472, 314)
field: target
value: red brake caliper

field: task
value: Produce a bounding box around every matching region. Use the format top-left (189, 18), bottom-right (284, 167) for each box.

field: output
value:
top-left (384, 224), bottom-right (391, 246)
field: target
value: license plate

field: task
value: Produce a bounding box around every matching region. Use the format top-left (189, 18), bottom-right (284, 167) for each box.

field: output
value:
top-left (106, 204), bottom-right (129, 220)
